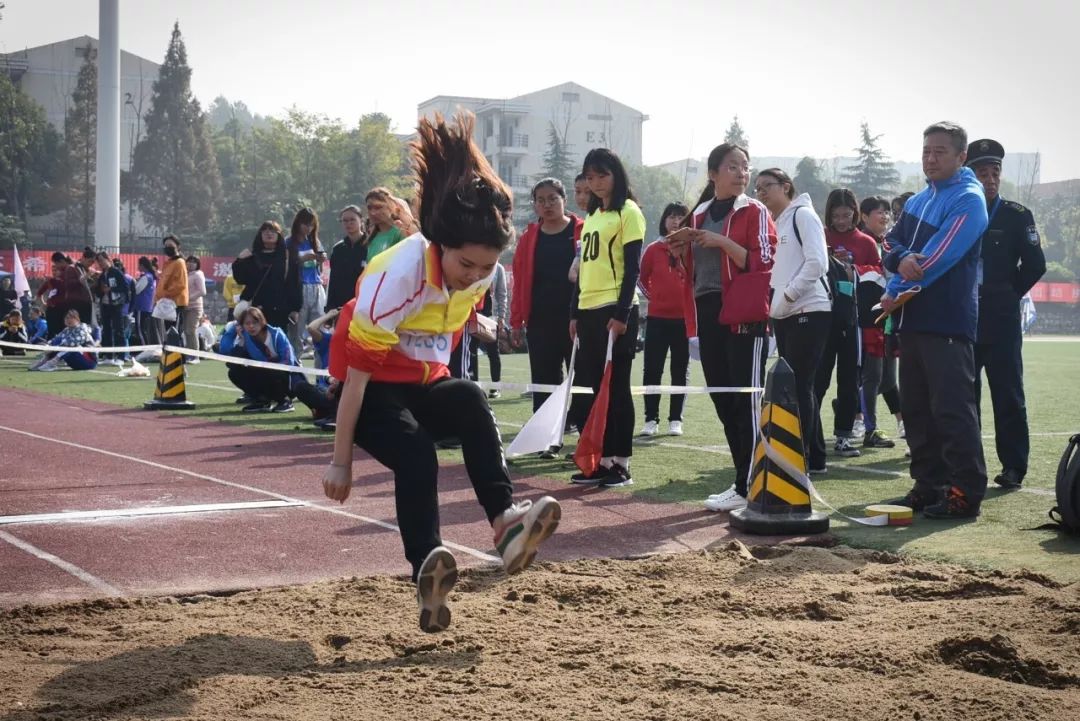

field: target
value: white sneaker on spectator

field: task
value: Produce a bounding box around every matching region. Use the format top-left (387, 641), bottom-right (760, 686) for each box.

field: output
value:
top-left (639, 420), bottom-right (658, 437)
top-left (668, 420), bottom-right (684, 436)
top-left (852, 418), bottom-right (866, 438)
top-left (37, 358), bottom-right (61, 372)
top-left (704, 486), bottom-right (747, 512)
top-left (187, 358), bottom-right (200, 365)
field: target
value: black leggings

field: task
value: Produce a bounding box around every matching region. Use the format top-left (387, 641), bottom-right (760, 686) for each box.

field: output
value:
top-left (227, 363), bottom-right (292, 402)
top-left (573, 305), bottom-right (638, 459)
top-left (642, 316), bottom-right (689, 423)
top-left (353, 378), bottom-right (515, 579)
top-left (773, 311), bottom-right (831, 469)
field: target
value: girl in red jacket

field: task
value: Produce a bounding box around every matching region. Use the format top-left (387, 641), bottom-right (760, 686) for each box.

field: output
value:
top-left (638, 202), bottom-right (690, 437)
top-left (668, 143), bottom-right (777, 513)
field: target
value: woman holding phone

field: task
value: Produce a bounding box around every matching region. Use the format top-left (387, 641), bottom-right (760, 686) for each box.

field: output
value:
top-left (667, 143), bottom-right (776, 513)
top-left (286, 207), bottom-right (327, 358)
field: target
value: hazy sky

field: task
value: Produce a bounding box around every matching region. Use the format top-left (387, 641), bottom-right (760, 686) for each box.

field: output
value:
top-left (3, 0), bottom-right (1078, 182)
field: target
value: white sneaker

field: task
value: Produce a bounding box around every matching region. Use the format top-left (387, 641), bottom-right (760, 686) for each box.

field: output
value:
top-left (852, 418), bottom-right (866, 438)
top-left (668, 420), bottom-right (684, 436)
top-left (704, 486), bottom-right (748, 512)
top-left (639, 420), bottom-right (658, 437)
top-left (897, 420), bottom-right (906, 439)
top-left (493, 496), bottom-right (561, 575)
top-left (187, 358), bottom-right (200, 365)
top-left (37, 358), bottom-right (61, 372)
top-left (416, 546), bottom-right (457, 633)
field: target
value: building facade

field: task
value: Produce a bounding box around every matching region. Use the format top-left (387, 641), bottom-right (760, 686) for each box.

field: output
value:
top-left (418, 82), bottom-right (647, 197)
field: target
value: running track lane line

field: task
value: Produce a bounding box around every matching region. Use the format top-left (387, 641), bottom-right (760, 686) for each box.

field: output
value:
top-left (0, 425), bottom-right (500, 564)
top-left (0, 530), bottom-right (123, 596)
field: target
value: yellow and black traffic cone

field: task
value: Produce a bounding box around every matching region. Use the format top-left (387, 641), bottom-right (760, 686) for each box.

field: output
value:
top-left (730, 357), bottom-right (829, 535)
top-left (143, 327), bottom-right (195, 410)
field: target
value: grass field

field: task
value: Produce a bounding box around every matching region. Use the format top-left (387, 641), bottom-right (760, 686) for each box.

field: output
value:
top-left (2, 338), bottom-right (1078, 581)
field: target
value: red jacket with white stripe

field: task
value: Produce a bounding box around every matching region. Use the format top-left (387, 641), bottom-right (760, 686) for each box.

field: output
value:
top-left (509, 215), bottom-right (583, 330)
top-left (680, 195), bottom-right (777, 337)
top-left (638, 239), bottom-right (686, 319)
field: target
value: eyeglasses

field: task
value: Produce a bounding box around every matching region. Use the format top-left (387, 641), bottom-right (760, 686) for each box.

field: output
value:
top-left (534, 196), bottom-right (563, 206)
top-left (754, 183), bottom-right (780, 195)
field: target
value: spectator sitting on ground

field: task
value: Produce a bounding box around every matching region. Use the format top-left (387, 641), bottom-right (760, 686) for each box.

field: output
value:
top-left (28, 309), bottom-right (98, 372)
top-left (196, 314), bottom-right (217, 353)
top-left (1, 310), bottom-right (28, 355)
top-left (0, 276), bottom-right (16, 318)
top-left (26, 306), bottom-right (48, 344)
top-left (292, 307), bottom-right (340, 428)
top-left (220, 305), bottom-right (300, 413)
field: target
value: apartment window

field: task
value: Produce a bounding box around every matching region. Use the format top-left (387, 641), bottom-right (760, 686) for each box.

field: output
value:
top-left (586, 131), bottom-right (607, 144)
top-left (562, 92), bottom-right (580, 102)
top-left (587, 114), bottom-right (612, 121)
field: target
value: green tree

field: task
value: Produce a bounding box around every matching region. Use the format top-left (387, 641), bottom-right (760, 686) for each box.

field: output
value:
top-left (345, 112), bottom-right (410, 200)
top-left (129, 22), bottom-right (222, 233)
top-left (841, 122), bottom-right (900, 200)
top-left (793, 156), bottom-right (834, 218)
top-left (63, 49), bottom-right (97, 241)
top-left (629, 164), bottom-right (684, 240)
top-left (724, 115), bottom-right (749, 149)
top-left (539, 122), bottom-right (576, 189)
top-left (0, 213), bottom-right (26, 248)
top-left (0, 73), bottom-right (64, 220)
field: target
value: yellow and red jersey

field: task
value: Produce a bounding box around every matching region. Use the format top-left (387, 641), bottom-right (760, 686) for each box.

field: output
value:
top-left (329, 233), bottom-right (493, 385)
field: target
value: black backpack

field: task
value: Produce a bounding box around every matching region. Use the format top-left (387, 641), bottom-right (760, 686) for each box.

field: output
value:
top-left (1049, 434), bottom-right (1080, 534)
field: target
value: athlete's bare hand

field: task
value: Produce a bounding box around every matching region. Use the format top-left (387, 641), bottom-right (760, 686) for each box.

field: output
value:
top-left (607, 319), bottom-right (627, 336)
top-left (323, 464), bottom-right (352, 503)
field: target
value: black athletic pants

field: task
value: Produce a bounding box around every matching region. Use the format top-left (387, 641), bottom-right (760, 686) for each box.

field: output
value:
top-left (642, 316), bottom-right (689, 423)
top-left (901, 332), bottom-right (987, 501)
top-left (773, 311), bottom-right (831, 470)
top-left (353, 378), bottom-right (514, 579)
top-left (975, 322), bottom-right (1029, 477)
top-left (227, 362), bottom-right (291, 403)
top-left (293, 380), bottom-right (337, 418)
top-left (99, 304), bottom-right (126, 360)
top-left (573, 305), bottom-right (638, 459)
top-left (814, 318), bottom-right (860, 448)
top-left (696, 293), bottom-right (768, 496)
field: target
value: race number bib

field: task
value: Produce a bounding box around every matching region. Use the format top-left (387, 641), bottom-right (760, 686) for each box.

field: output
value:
top-left (396, 331), bottom-right (453, 364)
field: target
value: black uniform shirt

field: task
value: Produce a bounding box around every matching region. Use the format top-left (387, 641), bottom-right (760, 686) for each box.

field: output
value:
top-left (978, 197), bottom-right (1046, 342)
top-left (326, 236), bottom-right (369, 311)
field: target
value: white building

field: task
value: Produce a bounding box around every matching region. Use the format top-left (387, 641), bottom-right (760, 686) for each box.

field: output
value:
top-left (1, 35), bottom-right (160, 238)
top-left (418, 82), bottom-right (647, 197)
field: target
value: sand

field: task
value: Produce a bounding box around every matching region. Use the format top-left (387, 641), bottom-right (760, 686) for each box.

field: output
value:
top-left (2, 543), bottom-right (1078, 721)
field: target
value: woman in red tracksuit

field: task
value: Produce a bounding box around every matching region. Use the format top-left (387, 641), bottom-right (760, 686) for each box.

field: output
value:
top-left (638, 201), bottom-right (690, 437)
top-left (510, 178), bottom-right (585, 445)
top-left (668, 143), bottom-right (777, 513)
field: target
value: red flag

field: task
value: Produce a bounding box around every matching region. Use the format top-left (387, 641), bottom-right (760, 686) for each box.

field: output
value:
top-left (574, 331), bottom-right (615, 476)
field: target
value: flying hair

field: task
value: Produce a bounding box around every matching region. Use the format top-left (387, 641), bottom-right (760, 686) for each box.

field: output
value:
top-left (411, 112), bottom-right (514, 251)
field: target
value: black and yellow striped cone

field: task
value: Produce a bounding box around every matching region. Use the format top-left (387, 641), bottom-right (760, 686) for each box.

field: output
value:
top-left (143, 328), bottom-right (195, 410)
top-left (730, 357), bottom-right (828, 535)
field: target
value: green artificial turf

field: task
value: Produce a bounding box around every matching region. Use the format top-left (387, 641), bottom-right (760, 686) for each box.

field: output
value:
top-left (2, 338), bottom-right (1078, 581)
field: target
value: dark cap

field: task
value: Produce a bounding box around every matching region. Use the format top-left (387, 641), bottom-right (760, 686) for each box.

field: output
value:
top-left (966, 138), bottom-right (1004, 168)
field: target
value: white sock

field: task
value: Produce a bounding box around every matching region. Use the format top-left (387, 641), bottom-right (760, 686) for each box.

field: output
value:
top-left (600, 456), bottom-right (614, 469)
top-left (613, 456), bottom-right (630, 469)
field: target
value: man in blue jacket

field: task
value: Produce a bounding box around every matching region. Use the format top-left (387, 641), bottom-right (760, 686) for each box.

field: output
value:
top-left (880, 122), bottom-right (989, 519)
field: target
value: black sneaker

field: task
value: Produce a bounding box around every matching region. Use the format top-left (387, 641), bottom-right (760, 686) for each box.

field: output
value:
top-left (923, 485), bottom-right (981, 519)
top-left (834, 437), bottom-right (861, 457)
top-left (599, 463), bottom-right (633, 488)
top-left (570, 465), bottom-right (611, 485)
top-left (235, 394), bottom-right (253, 405)
top-left (538, 445), bottom-right (562, 460)
top-left (808, 465), bottom-right (827, 476)
top-left (437, 437), bottom-right (462, 450)
top-left (863, 429), bottom-right (896, 448)
top-left (314, 417), bottom-right (336, 431)
top-left (242, 401), bottom-right (272, 413)
top-left (886, 485), bottom-right (939, 512)
top-left (270, 399), bottom-right (295, 413)
top-left (993, 469), bottom-right (1024, 490)
top-left (488, 388), bottom-right (501, 400)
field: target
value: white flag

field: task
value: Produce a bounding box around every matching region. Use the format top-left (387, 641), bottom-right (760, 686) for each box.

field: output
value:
top-left (505, 340), bottom-right (577, 457)
top-left (12, 244), bottom-right (30, 296)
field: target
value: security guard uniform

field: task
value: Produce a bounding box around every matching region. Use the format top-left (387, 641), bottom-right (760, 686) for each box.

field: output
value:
top-left (967, 139), bottom-right (1046, 488)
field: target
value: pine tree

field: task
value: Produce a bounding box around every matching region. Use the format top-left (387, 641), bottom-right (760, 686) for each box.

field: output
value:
top-left (724, 115), bottom-right (749, 149)
top-left (0, 72), bottom-right (64, 221)
top-left (539, 122), bottom-right (576, 189)
top-left (64, 48), bottom-right (97, 241)
top-left (840, 122), bottom-right (900, 200)
top-left (793, 157), bottom-right (834, 219)
top-left (129, 22), bottom-right (222, 233)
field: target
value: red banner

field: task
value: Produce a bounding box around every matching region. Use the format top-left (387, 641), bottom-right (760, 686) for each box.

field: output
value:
top-left (0, 250), bottom-right (236, 282)
top-left (1029, 282), bottom-right (1080, 304)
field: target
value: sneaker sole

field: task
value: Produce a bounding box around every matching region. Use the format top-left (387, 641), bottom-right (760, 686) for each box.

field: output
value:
top-left (504, 499), bottom-right (561, 576)
top-left (570, 477), bottom-right (603, 485)
top-left (417, 548), bottom-right (458, 633)
top-left (599, 479), bottom-right (633, 488)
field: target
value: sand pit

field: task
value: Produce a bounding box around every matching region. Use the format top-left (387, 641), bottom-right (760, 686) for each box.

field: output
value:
top-left (2, 544), bottom-right (1078, 720)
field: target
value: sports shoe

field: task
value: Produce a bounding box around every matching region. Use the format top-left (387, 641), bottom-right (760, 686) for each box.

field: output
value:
top-left (668, 420), bottom-right (684, 436)
top-left (36, 358), bottom-right (61, 372)
top-left (599, 463), bottom-right (633, 488)
top-left (187, 358), bottom-right (200, 365)
top-left (897, 420), bottom-right (906, 439)
top-left (639, 420), bottom-right (658, 437)
top-left (488, 388), bottom-right (501, 400)
top-left (313, 417), bottom-right (336, 432)
top-left (493, 497), bottom-right (561, 575)
top-left (242, 401), bottom-right (272, 413)
top-left (704, 486), bottom-right (747, 512)
top-left (270, 399), bottom-right (295, 413)
top-left (416, 546), bottom-right (457, 633)
top-left (852, 418), bottom-right (866, 438)
top-left (994, 469), bottom-right (1024, 490)
top-left (863, 429), bottom-right (896, 448)
top-left (570, 465), bottom-right (609, 484)
top-left (235, 395), bottom-right (253, 405)
top-left (808, 465), bottom-right (827, 476)
top-left (538, 445), bottom-right (562, 460)
top-left (923, 486), bottom-right (981, 519)
top-left (885, 485), bottom-right (939, 512)
top-left (833, 437), bottom-right (861, 457)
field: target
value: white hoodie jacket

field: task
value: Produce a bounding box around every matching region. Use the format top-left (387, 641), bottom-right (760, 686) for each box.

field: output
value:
top-left (769, 193), bottom-right (832, 319)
